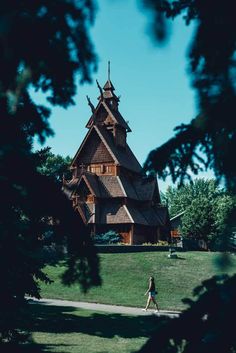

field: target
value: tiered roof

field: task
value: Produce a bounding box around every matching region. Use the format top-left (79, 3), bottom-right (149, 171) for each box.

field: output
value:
top-left (66, 172), bottom-right (159, 201)
top-left (64, 171), bottom-right (168, 227)
top-left (64, 70), bottom-right (169, 232)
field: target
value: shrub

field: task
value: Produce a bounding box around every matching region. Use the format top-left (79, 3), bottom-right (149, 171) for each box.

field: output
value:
top-left (93, 231), bottom-right (121, 244)
top-left (142, 241), bottom-right (169, 246)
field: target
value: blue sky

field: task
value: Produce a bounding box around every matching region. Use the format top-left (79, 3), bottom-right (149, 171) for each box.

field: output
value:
top-left (33, 0), bottom-right (213, 190)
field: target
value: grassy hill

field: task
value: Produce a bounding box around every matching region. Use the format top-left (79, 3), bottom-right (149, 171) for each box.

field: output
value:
top-left (39, 251), bottom-right (236, 310)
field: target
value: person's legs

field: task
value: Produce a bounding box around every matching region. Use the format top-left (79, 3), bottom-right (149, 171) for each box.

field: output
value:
top-left (144, 296), bottom-right (151, 310)
top-left (153, 298), bottom-right (159, 311)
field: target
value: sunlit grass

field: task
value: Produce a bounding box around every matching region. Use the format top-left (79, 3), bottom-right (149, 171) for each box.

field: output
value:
top-left (40, 251), bottom-right (236, 310)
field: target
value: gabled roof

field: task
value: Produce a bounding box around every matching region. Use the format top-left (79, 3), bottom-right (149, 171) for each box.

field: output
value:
top-left (64, 173), bottom-right (158, 204)
top-left (78, 173), bottom-right (101, 197)
top-left (98, 202), bottom-right (133, 224)
top-left (119, 176), bottom-right (157, 201)
top-left (142, 206), bottom-right (168, 226)
top-left (86, 100), bottom-right (131, 132)
top-left (128, 205), bottom-right (169, 227)
top-left (62, 177), bottom-right (79, 199)
top-left (72, 174), bottom-right (158, 201)
top-left (133, 177), bottom-right (157, 200)
top-left (98, 176), bottom-right (125, 198)
top-left (97, 126), bottom-right (142, 174)
top-left (71, 125), bottom-right (142, 174)
top-left (77, 202), bottom-right (95, 224)
top-left (94, 202), bottom-right (169, 226)
top-left (63, 171), bottom-right (102, 198)
top-left (71, 125), bottom-right (117, 167)
top-left (103, 79), bottom-right (115, 91)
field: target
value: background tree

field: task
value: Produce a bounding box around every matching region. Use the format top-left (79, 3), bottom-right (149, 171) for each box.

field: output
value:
top-left (36, 147), bottom-right (72, 183)
top-left (0, 0), bottom-right (100, 345)
top-left (163, 179), bottom-right (222, 218)
top-left (163, 179), bottom-right (235, 248)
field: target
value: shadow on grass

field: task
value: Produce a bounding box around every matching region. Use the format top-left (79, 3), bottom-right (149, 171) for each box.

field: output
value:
top-left (3, 303), bottom-right (169, 353)
top-left (27, 304), bottom-right (167, 339)
top-left (0, 342), bottom-right (76, 353)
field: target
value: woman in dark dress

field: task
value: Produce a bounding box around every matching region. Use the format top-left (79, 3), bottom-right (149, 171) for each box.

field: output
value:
top-left (143, 276), bottom-right (159, 312)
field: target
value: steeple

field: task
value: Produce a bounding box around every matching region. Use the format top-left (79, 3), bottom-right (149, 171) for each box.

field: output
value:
top-left (85, 63), bottom-right (131, 133)
top-left (103, 61), bottom-right (115, 91)
top-left (101, 61), bottom-right (118, 101)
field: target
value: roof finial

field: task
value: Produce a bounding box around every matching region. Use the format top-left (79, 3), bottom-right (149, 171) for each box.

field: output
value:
top-left (86, 95), bottom-right (95, 113)
top-left (96, 79), bottom-right (104, 101)
top-left (108, 60), bottom-right (111, 81)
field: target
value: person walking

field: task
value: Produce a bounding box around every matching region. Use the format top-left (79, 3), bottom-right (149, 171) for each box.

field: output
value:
top-left (143, 276), bottom-right (159, 312)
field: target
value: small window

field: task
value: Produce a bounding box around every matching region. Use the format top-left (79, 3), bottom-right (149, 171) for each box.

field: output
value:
top-left (106, 165), bottom-right (113, 174)
top-left (91, 166), bottom-right (101, 174)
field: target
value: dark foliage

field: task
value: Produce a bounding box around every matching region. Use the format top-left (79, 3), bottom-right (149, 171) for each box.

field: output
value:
top-left (0, 0), bottom-right (100, 343)
top-left (36, 147), bottom-right (72, 183)
top-left (141, 0), bottom-right (236, 192)
top-left (138, 274), bottom-right (236, 353)
top-left (137, 2), bottom-right (236, 352)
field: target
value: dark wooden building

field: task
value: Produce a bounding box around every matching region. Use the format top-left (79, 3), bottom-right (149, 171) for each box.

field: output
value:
top-left (63, 75), bottom-right (170, 244)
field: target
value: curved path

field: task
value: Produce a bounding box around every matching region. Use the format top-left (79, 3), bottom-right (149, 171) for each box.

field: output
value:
top-left (28, 297), bottom-right (180, 318)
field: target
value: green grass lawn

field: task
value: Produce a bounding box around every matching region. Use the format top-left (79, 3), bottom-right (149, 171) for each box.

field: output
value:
top-left (40, 251), bottom-right (236, 311)
top-left (18, 304), bottom-right (161, 353)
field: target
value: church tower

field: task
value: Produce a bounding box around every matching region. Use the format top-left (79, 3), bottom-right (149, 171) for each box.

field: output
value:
top-left (63, 66), bottom-right (170, 244)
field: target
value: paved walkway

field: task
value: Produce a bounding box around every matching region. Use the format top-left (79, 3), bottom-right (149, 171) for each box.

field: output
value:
top-left (28, 297), bottom-right (180, 318)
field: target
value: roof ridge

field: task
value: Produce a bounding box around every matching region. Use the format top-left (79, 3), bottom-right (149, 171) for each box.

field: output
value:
top-left (79, 174), bottom-right (97, 196)
top-left (123, 205), bottom-right (134, 224)
top-left (94, 125), bottom-right (120, 164)
top-left (117, 176), bottom-right (127, 197)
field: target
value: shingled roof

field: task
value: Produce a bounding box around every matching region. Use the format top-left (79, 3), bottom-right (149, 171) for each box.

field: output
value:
top-left (96, 126), bottom-right (142, 174)
top-left (127, 206), bottom-right (168, 226)
top-left (98, 176), bottom-right (125, 198)
top-left (94, 202), bottom-right (168, 226)
top-left (119, 175), bottom-right (157, 201)
top-left (62, 178), bottom-right (79, 198)
top-left (64, 172), bottom-right (159, 204)
top-left (71, 125), bottom-right (142, 174)
top-left (86, 100), bottom-right (131, 132)
top-left (98, 202), bottom-right (132, 224)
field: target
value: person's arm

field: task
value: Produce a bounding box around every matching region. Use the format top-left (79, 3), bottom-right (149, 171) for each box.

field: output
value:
top-left (144, 282), bottom-right (151, 295)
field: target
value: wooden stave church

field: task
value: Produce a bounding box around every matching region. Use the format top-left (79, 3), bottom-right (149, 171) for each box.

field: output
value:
top-left (63, 75), bottom-right (170, 244)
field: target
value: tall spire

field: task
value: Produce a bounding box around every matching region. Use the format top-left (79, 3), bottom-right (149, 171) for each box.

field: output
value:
top-left (103, 60), bottom-right (115, 92)
top-left (108, 60), bottom-right (110, 81)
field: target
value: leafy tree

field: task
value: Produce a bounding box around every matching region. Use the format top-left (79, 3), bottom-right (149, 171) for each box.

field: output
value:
top-left (211, 194), bottom-right (236, 250)
top-left (181, 196), bottom-right (214, 243)
top-left (0, 0), bottom-right (100, 345)
top-left (36, 147), bottom-right (72, 183)
top-left (163, 179), bottom-right (235, 247)
top-left (164, 179), bottom-right (222, 218)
